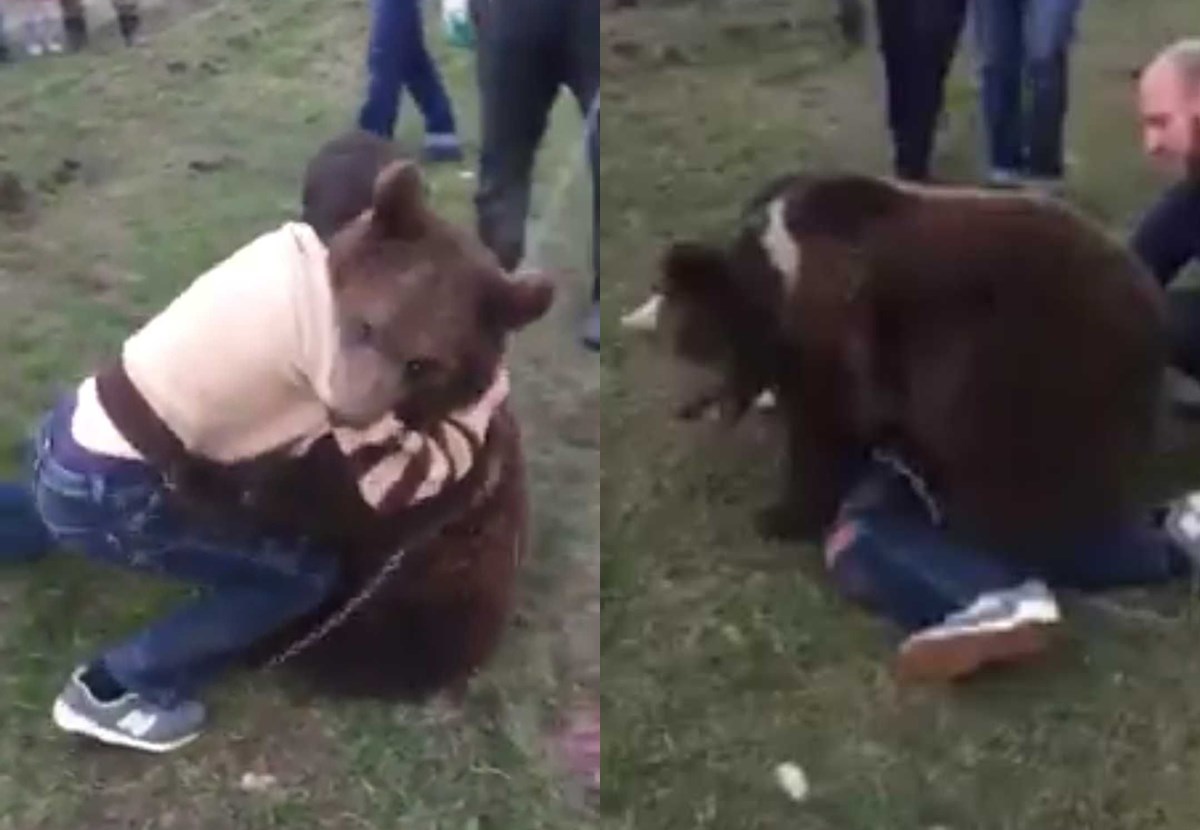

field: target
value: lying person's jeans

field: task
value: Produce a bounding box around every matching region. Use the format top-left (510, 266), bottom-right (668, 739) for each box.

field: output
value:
top-left (1, 394), bottom-right (339, 707)
top-left (827, 451), bottom-right (1191, 634)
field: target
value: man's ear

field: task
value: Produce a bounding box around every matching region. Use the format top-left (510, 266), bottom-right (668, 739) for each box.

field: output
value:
top-left (660, 241), bottom-right (731, 299)
top-left (484, 271), bottom-right (557, 331)
top-left (370, 160), bottom-right (428, 239)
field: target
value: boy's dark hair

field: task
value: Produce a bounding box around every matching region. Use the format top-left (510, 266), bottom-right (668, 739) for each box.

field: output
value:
top-left (301, 129), bottom-right (407, 242)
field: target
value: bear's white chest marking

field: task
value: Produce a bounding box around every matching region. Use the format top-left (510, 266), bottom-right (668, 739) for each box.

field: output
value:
top-left (761, 197), bottom-right (802, 298)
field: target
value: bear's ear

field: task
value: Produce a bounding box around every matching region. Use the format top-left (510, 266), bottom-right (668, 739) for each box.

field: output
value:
top-left (484, 271), bottom-right (557, 331)
top-left (660, 241), bottom-right (730, 299)
top-left (370, 160), bottom-right (428, 239)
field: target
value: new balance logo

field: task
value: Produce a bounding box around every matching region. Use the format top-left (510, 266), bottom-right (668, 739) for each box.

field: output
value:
top-left (116, 709), bottom-right (158, 738)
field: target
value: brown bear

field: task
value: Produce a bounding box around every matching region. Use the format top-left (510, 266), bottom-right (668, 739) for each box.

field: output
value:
top-left (241, 130), bottom-right (554, 701)
top-left (631, 172), bottom-right (1168, 563)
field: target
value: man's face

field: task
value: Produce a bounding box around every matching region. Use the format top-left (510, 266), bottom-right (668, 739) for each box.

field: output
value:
top-left (1139, 62), bottom-right (1200, 176)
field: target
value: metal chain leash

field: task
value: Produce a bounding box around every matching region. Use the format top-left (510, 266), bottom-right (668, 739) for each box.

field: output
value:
top-left (266, 542), bottom-right (412, 668)
top-left (870, 447), bottom-right (944, 526)
top-left (264, 450), bottom-right (506, 669)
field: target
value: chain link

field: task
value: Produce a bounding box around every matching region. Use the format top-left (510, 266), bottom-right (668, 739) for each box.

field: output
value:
top-left (266, 543), bottom-right (412, 668)
top-left (870, 447), bottom-right (944, 526)
top-left (264, 450), bottom-right (505, 669)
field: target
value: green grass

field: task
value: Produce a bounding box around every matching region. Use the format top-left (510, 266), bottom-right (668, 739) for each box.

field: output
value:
top-left (600, 1), bottom-right (1200, 828)
top-left (0, 1), bottom-right (598, 827)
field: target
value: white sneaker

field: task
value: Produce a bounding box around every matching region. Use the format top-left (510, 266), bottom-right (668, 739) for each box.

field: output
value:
top-left (895, 580), bottom-right (1061, 683)
top-left (1164, 493), bottom-right (1200, 569)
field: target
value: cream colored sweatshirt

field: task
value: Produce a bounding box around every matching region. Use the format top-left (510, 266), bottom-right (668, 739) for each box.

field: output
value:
top-left (70, 222), bottom-right (503, 510)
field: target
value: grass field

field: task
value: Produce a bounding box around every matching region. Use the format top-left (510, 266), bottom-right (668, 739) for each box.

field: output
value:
top-left (0, 1), bottom-right (598, 827)
top-left (600, 1), bottom-right (1200, 828)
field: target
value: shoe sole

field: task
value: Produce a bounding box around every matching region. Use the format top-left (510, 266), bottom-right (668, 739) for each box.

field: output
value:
top-left (894, 621), bottom-right (1055, 684)
top-left (52, 698), bottom-right (200, 753)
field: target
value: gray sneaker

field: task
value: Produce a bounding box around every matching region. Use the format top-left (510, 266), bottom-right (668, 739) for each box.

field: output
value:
top-left (51, 667), bottom-right (206, 753)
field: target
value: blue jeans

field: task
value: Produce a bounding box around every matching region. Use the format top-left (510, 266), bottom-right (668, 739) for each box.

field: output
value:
top-left (971, 0), bottom-right (1083, 177)
top-left (827, 453), bottom-right (1190, 633)
top-left (357, 0), bottom-right (458, 139)
top-left (4, 396), bottom-right (339, 707)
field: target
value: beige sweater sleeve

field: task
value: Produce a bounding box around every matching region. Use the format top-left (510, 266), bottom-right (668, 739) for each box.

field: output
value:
top-left (333, 368), bottom-right (510, 512)
top-left (120, 222), bottom-right (337, 462)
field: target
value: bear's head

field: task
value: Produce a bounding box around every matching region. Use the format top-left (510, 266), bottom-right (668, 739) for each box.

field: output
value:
top-left (318, 157), bottom-right (555, 430)
top-left (622, 173), bottom-right (805, 422)
top-left (625, 172), bottom-right (910, 422)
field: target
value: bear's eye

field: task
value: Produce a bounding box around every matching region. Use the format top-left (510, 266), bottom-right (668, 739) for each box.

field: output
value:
top-left (404, 358), bottom-right (436, 381)
top-left (344, 318), bottom-right (375, 346)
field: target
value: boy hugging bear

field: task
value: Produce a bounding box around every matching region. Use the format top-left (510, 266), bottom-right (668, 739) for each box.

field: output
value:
top-left (0, 129), bottom-right (552, 753)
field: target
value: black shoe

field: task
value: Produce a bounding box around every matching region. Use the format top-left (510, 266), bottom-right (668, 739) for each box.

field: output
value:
top-left (63, 16), bottom-right (88, 52)
top-left (117, 11), bottom-right (141, 46)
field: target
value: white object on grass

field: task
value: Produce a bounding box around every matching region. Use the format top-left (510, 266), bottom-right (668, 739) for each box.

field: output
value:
top-left (239, 772), bottom-right (278, 793)
top-left (620, 293), bottom-right (663, 331)
top-left (774, 761), bottom-right (809, 802)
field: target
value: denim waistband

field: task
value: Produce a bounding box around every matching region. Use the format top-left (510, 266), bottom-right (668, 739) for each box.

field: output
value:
top-left (41, 392), bottom-right (158, 486)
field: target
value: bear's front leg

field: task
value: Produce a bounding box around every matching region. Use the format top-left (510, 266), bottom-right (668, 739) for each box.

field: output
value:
top-left (755, 406), bottom-right (852, 542)
top-left (755, 474), bottom-right (839, 542)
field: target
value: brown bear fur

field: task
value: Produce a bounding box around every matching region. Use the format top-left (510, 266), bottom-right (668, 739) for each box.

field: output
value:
top-left (320, 144), bottom-right (552, 431)
top-left (651, 172), bottom-right (1168, 563)
top-left (242, 130), bottom-right (552, 700)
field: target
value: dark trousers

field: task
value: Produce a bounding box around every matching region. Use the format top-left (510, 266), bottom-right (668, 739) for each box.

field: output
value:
top-left (828, 454), bottom-right (1189, 634)
top-left (874, 0), bottom-right (968, 180)
top-left (1130, 183), bottom-right (1200, 380)
top-left (1168, 292), bottom-right (1200, 382)
top-left (472, 0), bottom-right (598, 300)
top-left (358, 0), bottom-right (459, 139)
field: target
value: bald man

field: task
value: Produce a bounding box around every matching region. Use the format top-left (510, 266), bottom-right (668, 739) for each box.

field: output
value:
top-left (1132, 40), bottom-right (1200, 380)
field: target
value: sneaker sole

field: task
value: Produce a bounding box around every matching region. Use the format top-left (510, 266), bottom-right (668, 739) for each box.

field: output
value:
top-left (51, 698), bottom-right (200, 753)
top-left (894, 621), bottom-right (1055, 684)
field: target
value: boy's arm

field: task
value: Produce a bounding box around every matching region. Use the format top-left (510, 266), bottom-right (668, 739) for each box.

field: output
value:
top-left (333, 369), bottom-right (511, 512)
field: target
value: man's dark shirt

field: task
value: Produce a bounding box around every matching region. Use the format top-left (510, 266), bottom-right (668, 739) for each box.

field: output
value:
top-left (1132, 176), bottom-right (1200, 380)
top-left (1131, 177), bottom-right (1200, 286)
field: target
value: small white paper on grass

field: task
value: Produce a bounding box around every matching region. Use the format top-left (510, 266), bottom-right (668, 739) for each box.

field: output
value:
top-left (774, 761), bottom-right (809, 802)
top-left (239, 772), bottom-right (278, 793)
